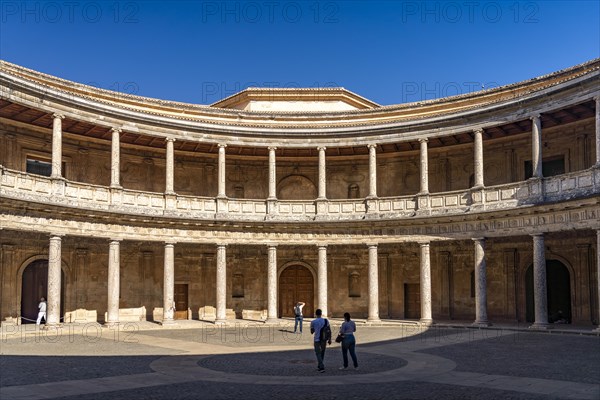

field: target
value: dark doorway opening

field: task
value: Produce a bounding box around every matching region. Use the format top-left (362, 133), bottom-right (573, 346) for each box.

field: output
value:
top-left (525, 260), bottom-right (571, 323)
top-left (21, 260), bottom-right (65, 324)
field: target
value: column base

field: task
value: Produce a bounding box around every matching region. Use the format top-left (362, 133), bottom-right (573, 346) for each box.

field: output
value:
top-left (472, 320), bottom-right (491, 327)
top-left (160, 319), bottom-right (176, 326)
top-left (103, 321), bottom-right (120, 328)
top-left (419, 318), bottom-right (433, 326)
top-left (528, 322), bottom-right (551, 330)
top-left (265, 318), bottom-right (280, 324)
top-left (214, 319), bottom-right (228, 325)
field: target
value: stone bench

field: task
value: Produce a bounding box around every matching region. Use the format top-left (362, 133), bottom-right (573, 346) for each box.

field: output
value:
top-left (65, 309), bottom-right (98, 323)
top-left (242, 309), bottom-right (267, 321)
top-left (104, 306), bottom-right (146, 322)
top-left (153, 307), bottom-right (191, 322)
top-left (199, 306), bottom-right (236, 321)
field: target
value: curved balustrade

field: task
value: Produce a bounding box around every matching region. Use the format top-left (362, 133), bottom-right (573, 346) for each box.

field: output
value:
top-left (1, 166), bottom-right (598, 223)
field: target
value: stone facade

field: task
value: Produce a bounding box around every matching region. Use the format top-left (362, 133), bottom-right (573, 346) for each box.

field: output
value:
top-left (0, 60), bottom-right (598, 328)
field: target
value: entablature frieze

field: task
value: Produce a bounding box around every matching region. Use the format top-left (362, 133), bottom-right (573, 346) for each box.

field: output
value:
top-left (0, 197), bottom-right (597, 246)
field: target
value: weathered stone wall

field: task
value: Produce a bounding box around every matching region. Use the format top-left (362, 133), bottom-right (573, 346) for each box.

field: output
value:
top-left (2, 231), bottom-right (596, 325)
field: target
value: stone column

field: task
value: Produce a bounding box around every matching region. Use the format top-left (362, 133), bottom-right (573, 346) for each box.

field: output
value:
top-left (106, 240), bottom-right (121, 326)
top-left (165, 138), bottom-right (175, 195)
top-left (595, 230), bottom-right (600, 331)
top-left (51, 114), bottom-right (64, 179)
top-left (531, 234), bottom-right (549, 328)
top-left (473, 129), bottom-right (484, 188)
top-left (46, 235), bottom-right (62, 326)
top-left (317, 147), bottom-right (327, 199)
top-left (419, 242), bottom-right (432, 324)
top-left (367, 244), bottom-right (381, 322)
top-left (317, 245), bottom-right (328, 317)
top-left (368, 144), bottom-right (377, 197)
top-left (217, 144), bottom-right (227, 198)
top-left (110, 128), bottom-right (122, 188)
top-left (266, 245), bottom-right (278, 322)
top-left (268, 147), bottom-right (277, 200)
top-left (472, 238), bottom-right (490, 326)
top-left (419, 138), bottom-right (429, 194)
top-left (215, 244), bottom-right (227, 323)
top-left (162, 242), bottom-right (175, 325)
top-left (595, 96), bottom-right (599, 167)
top-left (531, 115), bottom-right (543, 178)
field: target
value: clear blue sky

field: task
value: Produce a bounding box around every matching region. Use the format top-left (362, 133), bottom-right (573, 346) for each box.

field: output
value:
top-left (1, 1), bottom-right (599, 106)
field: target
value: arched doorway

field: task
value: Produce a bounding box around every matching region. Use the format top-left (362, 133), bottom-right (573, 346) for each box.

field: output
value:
top-left (21, 260), bottom-right (65, 324)
top-left (279, 265), bottom-right (314, 318)
top-left (525, 260), bottom-right (571, 323)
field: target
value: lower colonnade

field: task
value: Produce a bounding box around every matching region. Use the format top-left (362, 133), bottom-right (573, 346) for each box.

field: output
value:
top-left (5, 229), bottom-right (598, 330)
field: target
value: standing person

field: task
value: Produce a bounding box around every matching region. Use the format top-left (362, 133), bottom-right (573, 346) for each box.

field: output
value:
top-left (338, 312), bottom-right (358, 370)
top-left (293, 301), bottom-right (305, 334)
top-left (36, 297), bottom-right (47, 325)
top-left (310, 308), bottom-right (331, 372)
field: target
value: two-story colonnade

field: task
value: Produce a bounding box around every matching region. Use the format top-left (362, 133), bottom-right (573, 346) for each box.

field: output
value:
top-left (1, 60), bottom-right (599, 329)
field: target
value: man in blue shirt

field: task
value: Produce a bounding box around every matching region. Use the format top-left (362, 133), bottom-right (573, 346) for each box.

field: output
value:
top-left (310, 308), bottom-right (331, 372)
top-left (293, 301), bottom-right (305, 334)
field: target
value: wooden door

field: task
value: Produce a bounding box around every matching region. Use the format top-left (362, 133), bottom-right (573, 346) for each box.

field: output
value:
top-left (404, 283), bottom-right (420, 319)
top-left (174, 284), bottom-right (188, 320)
top-left (279, 265), bottom-right (314, 318)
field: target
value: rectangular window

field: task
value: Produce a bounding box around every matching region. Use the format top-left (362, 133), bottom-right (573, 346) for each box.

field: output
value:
top-left (524, 156), bottom-right (565, 179)
top-left (26, 158), bottom-right (52, 177)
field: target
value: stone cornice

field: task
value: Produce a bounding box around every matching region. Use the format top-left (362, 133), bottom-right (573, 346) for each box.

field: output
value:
top-left (0, 59), bottom-right (598, 144)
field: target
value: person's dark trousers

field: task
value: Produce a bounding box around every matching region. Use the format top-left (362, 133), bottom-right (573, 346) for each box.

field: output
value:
top-left (313, 340), bottom-right (327, 370)
top-left (342, 335), bottom-right (358, 368)
top-left (294, 315), bottom-right (303, 333)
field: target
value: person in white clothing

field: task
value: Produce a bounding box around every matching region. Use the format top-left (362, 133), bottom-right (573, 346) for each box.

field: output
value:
top-left (36, 297), bottom-right (47, 325)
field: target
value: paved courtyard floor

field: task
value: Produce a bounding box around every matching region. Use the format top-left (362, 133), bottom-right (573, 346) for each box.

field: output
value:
top-left (1, 320), bottom-right (599, 399)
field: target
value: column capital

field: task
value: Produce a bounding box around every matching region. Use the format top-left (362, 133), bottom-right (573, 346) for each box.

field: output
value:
top-left (593, 95), bottom-right (599, 102)
top-left (49, 234), bottom-right (64, 239)
top-left (267, 244), bottom-right (278, 249)
top-left (109, 238), bottom-right (123, 243)
top-left (418, 138), bottom-right (428, 144)
top-left (317, 244), bottom-right (328, 249)
top-left (52, 113), bottom-right (65, 120)
top-left (472, 237), bottom-right (486, 242)
top-left (166, 137), bottom-right (176, 143)
top-left (530, 113), bottom-right (541, 121)
top-left (530, 233), bottom-right (545, 238)
top-left (164, 242), bottom-right (176, 246)
top-left (268, 146), bottom-right (277, 152)
top-left (111, 127), bottom-right (122, 134)
top-left (367, 143), bottom-right (377, 150)
top-left (216, 243), bottom-right (227, 248)
top-left (418, 241), bottom-right (430, 247)
top-left (473, 128), bottom-right (484, 135)
top-left (218, 143), bottom-right (227, 149)
top-left (317, 146), bottom-right (326, 152)
top-left (366, 243), bottom-right (378, 249)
